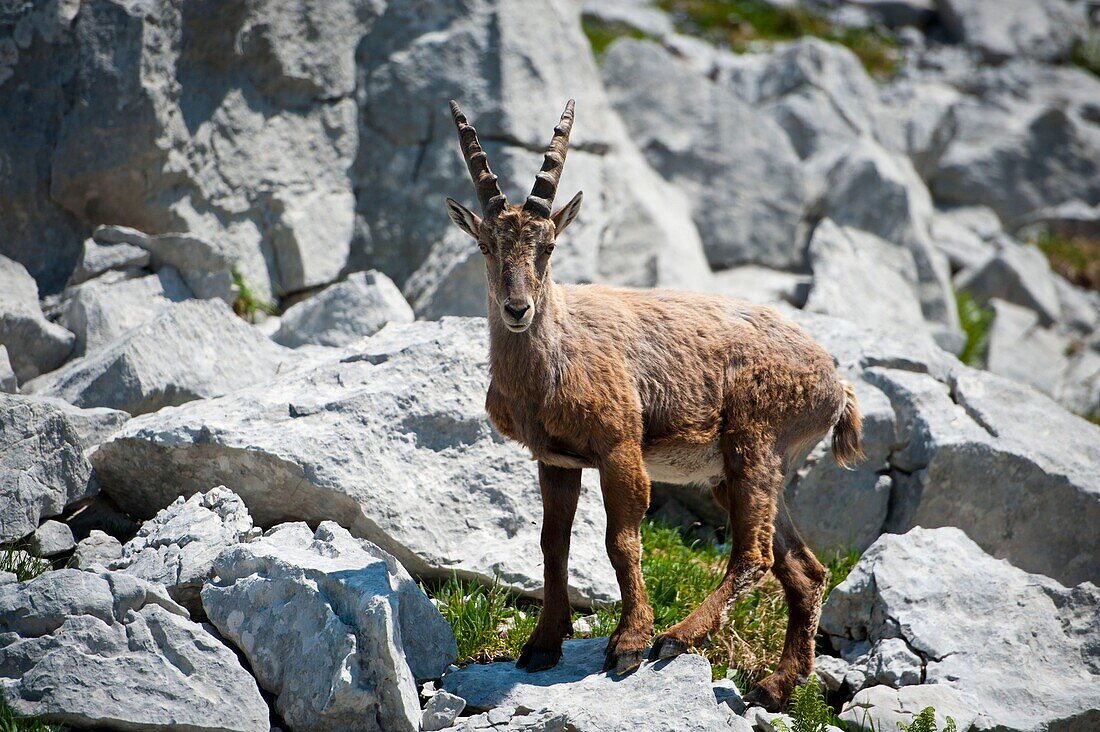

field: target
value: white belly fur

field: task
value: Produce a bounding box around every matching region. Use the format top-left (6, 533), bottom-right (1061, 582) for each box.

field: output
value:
top-left (643, 441), bottom-right (724, 487)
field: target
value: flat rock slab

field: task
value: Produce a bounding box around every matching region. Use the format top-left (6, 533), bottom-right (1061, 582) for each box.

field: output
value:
top-left (93, 317), bottom-right (617, 605)
top-left (0, 569), bottom-right (268, 732)
top-left (441, 638), bottom-right (728, 732)
top-left (274, 269), bottom-right (414, 348)
top-left (203, 521), bottom-right (456, 732)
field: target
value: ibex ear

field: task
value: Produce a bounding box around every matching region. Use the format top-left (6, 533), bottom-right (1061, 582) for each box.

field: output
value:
top-left (445, 197), bottom-right (481, 239)
top-left (551, 191), bottom-right (583, 235)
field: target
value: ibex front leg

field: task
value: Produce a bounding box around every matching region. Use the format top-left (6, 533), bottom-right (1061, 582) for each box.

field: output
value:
top-left (598, 442), bottom-right (654, 676)
top-left (516, 462), bottom-right (581, 672)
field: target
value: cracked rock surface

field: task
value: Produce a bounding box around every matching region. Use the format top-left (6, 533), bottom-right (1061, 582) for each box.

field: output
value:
top-left (0, 568), bottom-right (268, 731)
top-left (822, 527), bottom-right (1100, 731)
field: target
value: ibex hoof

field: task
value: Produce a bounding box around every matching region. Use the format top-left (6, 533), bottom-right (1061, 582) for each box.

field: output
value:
top-left (515, 646), bottom-right (561, 673)
top-left (648, 634), bottom-right (689, 661)
top-left (602, 647), bottom-right (645, 677)
top-left (743, 685), bottom-right (783, 712)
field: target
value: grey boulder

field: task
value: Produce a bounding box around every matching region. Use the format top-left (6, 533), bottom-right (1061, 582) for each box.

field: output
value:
top-left (935, 0), bottom-right (1081, 62)
top-left (113, 487), bottom-right (259, 615)
top-left (601, 39), bottom-right (808, 270)
top-left (67, 530), bottom-right (123, 570)
top-left (955, 237), bottom-right (1062, 326)
top-left (26, 299), bottom-right (299, 415)
top-left (27, 520), bottom-right (75, 558)
top-left (202, 521), bottom-right (456, 732)
top-left (0, 393), bottom-right (127, 543)
top-left (441, 637), bottom-right (729, 732)
top-left (0, 254), bottom-right (75, 383)
top-left (822, 527), bottom-right (1100, 732)
top-left (840, 684), bottom-right (983, 731)
top-left (93, 317), bottom-right (617, 605)
top-left (274, 270), bottom-right (414, 348)
top-left (66, 237), bottom-right (150, 287)
top-left (0, 568), bottom-right (269, 731)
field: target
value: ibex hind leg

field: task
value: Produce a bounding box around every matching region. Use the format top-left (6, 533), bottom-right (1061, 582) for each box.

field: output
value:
top-left (742, 495), bottom-right (827, 711)
top-left (649, 440), bottom-right (780, 662)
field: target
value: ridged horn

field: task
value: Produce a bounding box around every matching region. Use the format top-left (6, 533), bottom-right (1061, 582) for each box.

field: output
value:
top-left (524, 99), bottom-right (575, 218)
top-left (449, 100), bottom-right (507, 215)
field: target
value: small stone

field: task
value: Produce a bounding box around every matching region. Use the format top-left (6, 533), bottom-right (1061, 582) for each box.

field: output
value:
top-left (67, 530), bottom-right (123, 569)
top-left (422, 689), bottom-right (466, 731)
top-left (28, 520), bottom-right (75, 557)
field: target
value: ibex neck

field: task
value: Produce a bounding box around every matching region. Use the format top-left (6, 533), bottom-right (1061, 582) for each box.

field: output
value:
top-left (487, 280), bottom-right (567, 393)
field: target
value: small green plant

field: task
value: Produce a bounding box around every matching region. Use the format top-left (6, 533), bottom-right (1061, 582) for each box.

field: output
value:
top-left (1032, 231), bottom-right (1100, 293)
top-left (656, 0), bottom-right (900, 76)
top-left (770, 680), bottom-right (843, 732)
top-left (582, 18), bottom-right (656, 57)
top-left (230, 266), bottom-right (277, 323)
top-left (956, 291), bottom-right (994, 367)
top-left (0, 545), bottom-right (50, 582)
top-left (898, 707), bottom-right (957, 732)
top-left (426, 574), bottom-right (539, 661)
top-left (1071, 33), bottom-right (1100, 78)
top-left (0, 694), bottom-right (62, 732)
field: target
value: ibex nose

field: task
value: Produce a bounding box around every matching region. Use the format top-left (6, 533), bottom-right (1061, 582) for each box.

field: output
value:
top-left (503, 300), bottom-right (531, 321)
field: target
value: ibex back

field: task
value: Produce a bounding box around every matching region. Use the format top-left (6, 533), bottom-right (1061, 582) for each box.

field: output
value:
top-left (445, 99), bottom-right (864, 711)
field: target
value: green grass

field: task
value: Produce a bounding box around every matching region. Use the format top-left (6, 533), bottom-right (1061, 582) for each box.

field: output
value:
top-left (582, 17), bottom-right (657, 57)
top-left (656, 0), bottom-right (900, 76)
top-left (899, 707), bottom-right (957, 732)
top-left (1032, 231), bottom-right (1100, 293)
top-left (771, 681), bottom-right (843, 732)
top-left (956, 291), bottom-right (994, 367)
top-left (0, 545), bottom-right (51, 582)
top-left (1071, 33), bottom-right (1100, 78)
top-left (0, 695), bottom-right (62, 732)
top-left (230, 266), bottom-right (277, 323)
top-left (429, 520), bottom-right (861, 690)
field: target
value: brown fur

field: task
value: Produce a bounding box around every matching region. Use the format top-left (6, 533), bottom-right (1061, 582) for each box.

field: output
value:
top-left (446, 102), bottom-right (863, 710)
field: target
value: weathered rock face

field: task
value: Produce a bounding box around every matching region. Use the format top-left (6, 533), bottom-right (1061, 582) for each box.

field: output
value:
top-left (0, 393), bottom-right (127, 543)
top-left (274, 270), bottom-right (414, 348)
top-left (935, 0), bottom-right (1080, 63)
top-left (202, 521), bottom-right (456, 732)
top-left (0, 346), bottom-right (16, 393)
top-left (822, 527), bottom-right (1100, 732)
top-left (28, 520), bottom-right (76, 558)
top-left (601, 39), bottom-right (808, 271)
top-left (840, 684), bottom-right (982, 732)
top-left (0, 569), bottom-right (269, 732)
top-left (57, 267), bottom-right (193, 357)
top-left (93, 317), bottom-right (617, 605)
top-left (26, 299), bottom-right (299, 415)
top-left (804, 219), bottom-right (929, 339)
top-left (0, 254), bottom-right (75, 383)
top-left (67, 529), bottom-right (124, 570)
top-left (350, 0), bottom-right (714, 315)
top-left (93, 225), bottom-right (235, 303)
top-left (441, 637), bottom-right (730, 732)
top-left (66, 237), bottom-right (150, 287)
top-left (1, 0), bottom-right (378, 298)
top-left (112, 487), bottom-right (259, 615)
top-left (956, 237), bottom-right (1062, 325)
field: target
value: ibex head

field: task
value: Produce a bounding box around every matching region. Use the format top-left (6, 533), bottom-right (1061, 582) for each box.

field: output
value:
top-left (445, 100), bottom-right (583, 333)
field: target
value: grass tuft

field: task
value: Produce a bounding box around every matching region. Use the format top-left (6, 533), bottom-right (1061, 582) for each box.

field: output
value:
top-left (0, 545), bottom-right (51, 582)
top-left (956, 291), bottom-right (994, 367)
top-left (656, 0), bottom-right (899, 76)
top-left (230, 266), bottom-right (277, 323)
top-left (1032, 231), bottom-right (1100, 293)
top-left (582, 17), bottom-right (657, 57)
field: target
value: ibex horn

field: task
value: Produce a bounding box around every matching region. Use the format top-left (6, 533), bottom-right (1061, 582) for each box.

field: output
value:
top-left (524, 99), bottom-right (575, 218)
top-left (449, 100), bottom-right (507, 216)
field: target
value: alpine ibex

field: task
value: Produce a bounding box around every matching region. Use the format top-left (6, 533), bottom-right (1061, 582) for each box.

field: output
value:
top-left (444, 99), bottom-right (863, 711)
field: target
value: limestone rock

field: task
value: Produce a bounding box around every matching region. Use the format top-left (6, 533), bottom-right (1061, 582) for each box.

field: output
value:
top-left (274, 270), bottom-right (414, 348)
top-left (58, 267), bottom-right (193, 356)
top-left (66, 237), bottom-right (150, 287)
top-left (935, 0), bottom-right (1081, 62)
top-left (0, 568), bottom-right (268, 731)
top-left (93, 318), bottom-right (617, 605)
top-left (26, 299), bottom-right (298, 415)
top-left (824, 527), bottom-right (1099, 731)
top-left (601, 39), bottom-right (808, 270)
top-left (0, 346), bottom-right (15, 393)
top-left (955, 237), bottom-right (1062, 325)
top-left (67, 530), bottom-right (123, 569)
top-left (202, 521), bottom-right (456, 732)
top-left (28, 520), bottom-right (75, 558)
top-left (840, 684), bottom-right (984, 731)
top-left (441, 637), bottom-right (729, 732)
top-left (112, 487), bottom-right (259, 615)
top-left (0, 393), bottom-right (126, 543)
top-left (422, 690), bottom-right (467, 731)
top-left (0, 254), bottom-right (75, 383)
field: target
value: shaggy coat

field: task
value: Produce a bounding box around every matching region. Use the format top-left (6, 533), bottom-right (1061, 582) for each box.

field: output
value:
top-left (445, 100), bottom-right (863, 712)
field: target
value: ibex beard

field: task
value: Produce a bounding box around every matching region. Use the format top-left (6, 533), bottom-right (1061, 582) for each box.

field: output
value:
top-left (444, 99), bottom-right (864, 712)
